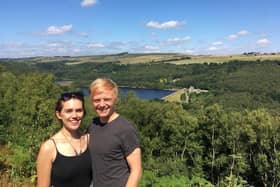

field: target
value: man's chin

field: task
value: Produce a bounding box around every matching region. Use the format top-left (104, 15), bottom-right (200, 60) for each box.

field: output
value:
top-left (98, 112), bottom-right (109, 118)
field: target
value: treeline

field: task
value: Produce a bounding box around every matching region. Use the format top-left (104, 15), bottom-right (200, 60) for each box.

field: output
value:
top-left (119, 94), bottom-right (280, 186)
top-left (1, 66), bottom-right (280, 186)
top-left (1, 59), bottom-right (280, 112)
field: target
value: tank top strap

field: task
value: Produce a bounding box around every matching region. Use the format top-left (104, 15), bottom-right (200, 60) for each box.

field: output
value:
top-left (50, 138), bottom-right (58, 151)
top-left (86, 134), bottom-right (89, 145)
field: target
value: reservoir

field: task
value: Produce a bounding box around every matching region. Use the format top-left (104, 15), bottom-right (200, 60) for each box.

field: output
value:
top-left (82, 87), bottom-right (175, 100)
top-left (119, 87), bottom-right (175, 100)
top-left (56, 80), bottom-right (176, 100)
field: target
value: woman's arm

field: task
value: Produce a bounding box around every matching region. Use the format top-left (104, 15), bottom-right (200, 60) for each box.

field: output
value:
top-left (36, 140), bottom-right (55, 187)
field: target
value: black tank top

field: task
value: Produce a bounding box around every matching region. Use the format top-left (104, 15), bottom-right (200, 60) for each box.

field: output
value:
top-left (50, 139), bottom-right (92, 187)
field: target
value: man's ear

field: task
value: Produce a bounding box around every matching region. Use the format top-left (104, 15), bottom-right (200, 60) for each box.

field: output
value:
top-left (115, 96), bottom-right (119, 104)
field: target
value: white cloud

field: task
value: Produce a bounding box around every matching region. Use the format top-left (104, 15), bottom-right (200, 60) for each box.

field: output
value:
top-left (79, 32), bottom-right (89, 37)
top-left (106, 41), bottom-right (127, 50)
top-left (207, 46), bottom-right (218, 51)
top-left (144, 45), bottom-right (159, 50)
top-left (47, 42), bottom-right (61, 47)
top-left (46, 41), bottom-right (73, 48)
top-left (228, 30), bottom-right (249, 40)
top-left (73, 48), bottom-right (81, 53)
top-left (81, 0), bottom-right (97, 7)
top-left (256, 38), bottom-right (270, 46)
top-left (184, 49), bottom-right (194, 54)
top-left (0, 42), bottom-right (25, 48)
top-left (167, 36), bottom-right (191, 43)
top-left (237, 30), bottom-right (249, 36)
top-left (146, 20), bottom-right (184, 29)
top-left (212, 41), bottom-right (223, 46)
top-left (57, 48), bottom-right (67, 53)
top-left (45, 25), bottom-right (73, 35)
top-left (228, 34), bottom-right (237, 40)
top-left (87, 43), bottom-right (105, 48)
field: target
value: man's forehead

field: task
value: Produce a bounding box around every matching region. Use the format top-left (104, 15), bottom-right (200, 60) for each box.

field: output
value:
top-left (95, 88), bottom-right (113, 93)
top-left (93, 88), bottom-right (116, 96)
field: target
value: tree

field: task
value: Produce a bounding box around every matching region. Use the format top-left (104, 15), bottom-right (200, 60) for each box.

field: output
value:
top-left (0, 71), bottom-right (18, 144)
top-left (241, 109), bottom-right (280, 186)
top-left (197, 104), bottom-right (230, 183)
top-left (1, 71), bottom-right (62, 182)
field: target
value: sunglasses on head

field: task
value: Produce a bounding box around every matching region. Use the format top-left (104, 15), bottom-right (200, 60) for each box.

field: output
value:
top-left (60, 91), bottom-right (84, 101)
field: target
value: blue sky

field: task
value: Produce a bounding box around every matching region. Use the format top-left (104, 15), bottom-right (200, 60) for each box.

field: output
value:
top-left (0, 0), bottom-right (279, 58)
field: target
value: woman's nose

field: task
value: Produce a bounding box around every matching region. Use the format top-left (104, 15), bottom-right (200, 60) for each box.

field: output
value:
top-left (72, 110), bottom-right (79, 117)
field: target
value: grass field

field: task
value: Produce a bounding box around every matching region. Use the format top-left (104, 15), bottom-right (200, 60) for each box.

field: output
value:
top-left (169, 54), bottom-right (280, 64)
top-left (162, 88), bottom-right (186, 102)
top-left (12, 53), bottom-right (280, 65)
top-left (162, 87), bottom-right (209, 103)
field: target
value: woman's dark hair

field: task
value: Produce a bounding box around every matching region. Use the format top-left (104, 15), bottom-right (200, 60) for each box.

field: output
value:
top-left (55, 91), bottom-right (86, 115)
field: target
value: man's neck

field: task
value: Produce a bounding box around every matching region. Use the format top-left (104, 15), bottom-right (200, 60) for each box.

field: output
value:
top-left (100, 112), bottom-right (119, 124)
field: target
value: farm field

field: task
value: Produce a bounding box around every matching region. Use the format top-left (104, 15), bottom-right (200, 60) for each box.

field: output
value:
top-left (169, 53), bottom-right (280, 64)
top-left (8, 53), bottom-right (280, 65)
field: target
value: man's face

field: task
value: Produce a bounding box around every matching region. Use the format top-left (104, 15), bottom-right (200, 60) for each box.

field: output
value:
top-left (91, 88), bottom-right (117, 122)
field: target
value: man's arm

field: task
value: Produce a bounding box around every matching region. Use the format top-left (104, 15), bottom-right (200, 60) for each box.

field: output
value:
top-left (125, 147), bottom-right (142, 187)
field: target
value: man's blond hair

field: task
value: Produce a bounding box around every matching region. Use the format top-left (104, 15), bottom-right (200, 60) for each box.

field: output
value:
top-left (89, 78), bottom-right (118, 99)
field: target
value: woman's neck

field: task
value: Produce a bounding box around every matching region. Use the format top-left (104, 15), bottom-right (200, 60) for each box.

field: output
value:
top-left (61, 128), bottom-right (80, 139)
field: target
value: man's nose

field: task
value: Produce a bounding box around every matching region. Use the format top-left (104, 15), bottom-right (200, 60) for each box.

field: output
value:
top-left (99, 99), bottom-right (106, 106)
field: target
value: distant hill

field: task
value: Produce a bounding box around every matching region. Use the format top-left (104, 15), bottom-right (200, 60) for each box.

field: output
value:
top-left (1, 52), bottom-right (280, 111)
top-left (2, 52), bottom-right (280, 65)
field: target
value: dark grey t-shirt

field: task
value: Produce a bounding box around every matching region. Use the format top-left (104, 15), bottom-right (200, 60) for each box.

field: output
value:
top-left (88, 115), bottom-right (140, 187)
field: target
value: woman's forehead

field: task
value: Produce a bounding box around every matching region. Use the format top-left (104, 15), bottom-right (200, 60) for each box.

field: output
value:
top-left (62, 98), bottom-right (83, 107)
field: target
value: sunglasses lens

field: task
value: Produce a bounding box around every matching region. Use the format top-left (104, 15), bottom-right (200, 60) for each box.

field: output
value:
top-left (74, 92), bottom-right (84, 98)
top-left (61, 92), bottom-right (84, 100)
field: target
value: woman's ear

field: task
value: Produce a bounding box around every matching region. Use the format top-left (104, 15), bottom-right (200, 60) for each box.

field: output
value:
top-left (55, 111), bottom-right (62, 120)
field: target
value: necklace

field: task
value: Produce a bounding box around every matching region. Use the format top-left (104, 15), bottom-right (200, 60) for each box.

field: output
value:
top-left (61, 130), bottom-right (82, 156)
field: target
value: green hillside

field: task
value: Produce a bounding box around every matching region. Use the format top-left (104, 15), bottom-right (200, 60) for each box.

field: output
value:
top-left (1, 53), bottom-right (280, 186)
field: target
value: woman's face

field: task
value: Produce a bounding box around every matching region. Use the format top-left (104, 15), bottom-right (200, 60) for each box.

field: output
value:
top-left (56, 98), bottom-right (84, 131)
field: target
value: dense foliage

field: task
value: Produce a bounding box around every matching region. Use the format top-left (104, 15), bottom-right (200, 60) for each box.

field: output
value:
top-left (1, 57), bottom-right (280, 186)
top-left (1, 58), bottom-right (280, 112)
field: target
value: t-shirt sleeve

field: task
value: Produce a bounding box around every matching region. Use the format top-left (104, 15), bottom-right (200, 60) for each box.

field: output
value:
top-left (121, 125), bottom-right (140, 157)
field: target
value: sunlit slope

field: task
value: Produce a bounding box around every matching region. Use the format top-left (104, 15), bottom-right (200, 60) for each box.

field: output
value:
top-left (12, 53), bottom-right (280, 65)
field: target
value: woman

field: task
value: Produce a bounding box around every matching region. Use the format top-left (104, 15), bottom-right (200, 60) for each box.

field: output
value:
top-left (36, 91), bottom-right (92, 187)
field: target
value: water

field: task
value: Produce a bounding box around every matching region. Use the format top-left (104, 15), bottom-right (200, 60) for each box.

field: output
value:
top-left (119, 87), bottom-right (175, 100)
top-left (82, 87), bottom-right (175, 100)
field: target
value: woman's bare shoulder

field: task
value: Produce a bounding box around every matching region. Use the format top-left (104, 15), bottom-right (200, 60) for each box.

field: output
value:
top-left (39, 139), bottom-right (56, 154)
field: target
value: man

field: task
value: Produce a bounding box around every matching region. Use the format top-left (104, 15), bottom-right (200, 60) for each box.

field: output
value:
top-left (88, 78), bottom-right (142, 187)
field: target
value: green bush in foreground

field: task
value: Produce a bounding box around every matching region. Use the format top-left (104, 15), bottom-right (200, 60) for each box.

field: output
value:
top-left (140, 170), bottom-right (214, 187)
